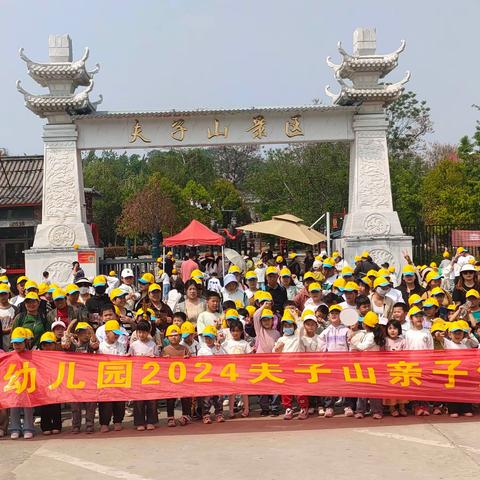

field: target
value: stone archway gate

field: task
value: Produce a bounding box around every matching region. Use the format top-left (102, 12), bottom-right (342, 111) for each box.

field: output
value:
top-left (17, 28), bottom-right (412, 283)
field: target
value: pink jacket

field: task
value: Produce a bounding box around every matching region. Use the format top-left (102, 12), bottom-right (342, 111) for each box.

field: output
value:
top-left (253, 307), bottom-right (281, 353)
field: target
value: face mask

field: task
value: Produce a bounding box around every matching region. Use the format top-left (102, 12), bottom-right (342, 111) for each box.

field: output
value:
top-left (376, 287), bottom-right (389, 297)
top-left (79, 286), bottom-right (89, 295)
top-left (284, 327), bottom-right (294, 336)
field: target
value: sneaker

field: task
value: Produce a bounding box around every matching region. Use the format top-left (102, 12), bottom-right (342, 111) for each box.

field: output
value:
top-left (308, 407), bottom-right (315, 415)
top-left (318, 407), bottom-right (325, 417)
top-left (10, 432), bottom-right (20, 440)
top-left (223, 398), bottom-right (229, 407)
top-left (450, 413), bottom-right (459, 418)
top-left (100, 425), bottom-right (109, 433)
top-left (283, 408), bottom-right (294, 420)
top-left (203, 415), bottom-right (212, 424)
top-left (324, 408), bottom-right (334, 418)
top-left (344, 407), bottom-right (354, 417)
top-left (297, 408), bottom-right (308, 420)
top-left (85, 426), bottom-right (94, 434)
top-left (167, 417), bottom-right (176, 428)
top-left (464, 412), bottom-right (474, 417)
top-left (136, 425), bottom-right (146, 431)
top-left (113, 423), bottom-right (122, 431)
top-left (216, 414), bottom-right (225, 423)
top-left (372, 413), bottom-right (383, 420)
top-left (399, 408), bottom-right (408, 417)
top-left (146, 424), bottom-right (155, 430)
top-left (414, 406), bottom-right (423, 417)
top-left (24, 432), bottom-right (34, 439)
top-left (260, 410), bottom-right (270, 417)
top-left (422, 408), bottom-right (430, 416)
top-left (354, 412), bottom-right (364, 419)
top-left (43, 430), bottom-right (52, 436)
top-left (52, 429), bottom-right (61, 434)
top-left (432, 407), bottom-right (442, 415)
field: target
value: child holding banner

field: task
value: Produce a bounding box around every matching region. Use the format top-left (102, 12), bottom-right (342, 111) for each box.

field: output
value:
top-left (8, 327), bottom-right (35, 439)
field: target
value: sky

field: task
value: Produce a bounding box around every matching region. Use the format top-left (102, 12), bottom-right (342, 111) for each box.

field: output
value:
top-left (0, 0), bottom-right (478, 155)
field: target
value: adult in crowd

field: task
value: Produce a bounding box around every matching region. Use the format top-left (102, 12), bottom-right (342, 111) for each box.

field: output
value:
top-left (164, 250), bottom-right (175, 276)
top-left (47, 288), bottom-right (78, 327)
top-left (287, 252), bottom-right (302, 278)
top-left (397, 264), bottom-right (425, 304)
top-left (175, 279), bottom-right (206, 324)
top-left (10, 276), bottom-right (27, 307)
top-left (452, 264), bottom-right (480, 305)
top-left (181, 252), bottom-right (199, 283)
top-left (221, 274), bottom-right (248, 307)
top-left (117, 268), bottom-right (137, 311)
top-left (134, 273), bottom-right (155, 311)
top-left (303, 250), bottom-right (315, 274)
top-left (72, 261), bottom-right (85, 283)
top-left (265, 266), bottom-right (287, 314)
top-left (353, 251), bottom-right (380, 279)
top-left (75, 277), bottom-right (92, 305)
top-left (86, 275), bottom-right (113, 326)
top-left (369, 277), bottom-right (395, 324)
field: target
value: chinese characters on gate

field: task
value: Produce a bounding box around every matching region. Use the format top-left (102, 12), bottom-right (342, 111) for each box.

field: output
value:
top-left (127, 115), bottom-right (305, 144)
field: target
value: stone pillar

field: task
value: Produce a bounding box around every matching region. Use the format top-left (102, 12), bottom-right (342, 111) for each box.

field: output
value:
top-left (340, 109), bottom-right (412, 269)
top-left (25, 124), bottom-right (101, 283)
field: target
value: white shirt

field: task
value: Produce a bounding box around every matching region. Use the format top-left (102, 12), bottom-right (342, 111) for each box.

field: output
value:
top-left (222, 338), bottom-right (252, 354)
top-left (196, 311), bottom-right (221, 335)
top-left (221, 288), bottom-right (247, 307)
top-left (197, 344), bottom-right (226, 356)
top-left (255, 267), bottom-right (266, 283)
top-left (350, 330), bottom-right (380, 351)
top-left (274, 334), bottom-right (304, 353)
top-left (98, 340), bottom-right (127, 355)
top-left (405, 328), bottom-right (434, 350)
top-left (96, 324), bottom-right (129, 347)
top-left (207, 277), bottom-right (222, 293)
top-left (180, 338), bottom-right (200, 356)
top-left (128, 339), bottom-right (159, 356)
top-left (301, 334), bottom-right (324, 352)
top-left (166, 289), bottom-right (182, 312)
top-left (386, 288), bottom-right (403, 304)
top-left (10, 295), bottom-right (25, 307)
top-left (443, 338), bottom-right (468, 350)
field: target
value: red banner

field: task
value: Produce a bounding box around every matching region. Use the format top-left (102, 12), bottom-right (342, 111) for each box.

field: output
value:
top-left (1, 350), bottom-right (480, 408)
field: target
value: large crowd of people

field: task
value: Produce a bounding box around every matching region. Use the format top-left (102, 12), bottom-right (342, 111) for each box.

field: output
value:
top-left (1, 246), bottom-right (480, 440)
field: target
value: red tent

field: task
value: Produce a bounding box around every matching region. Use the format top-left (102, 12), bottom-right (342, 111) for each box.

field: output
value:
top-left (163, 220), bottom-right (225, 246)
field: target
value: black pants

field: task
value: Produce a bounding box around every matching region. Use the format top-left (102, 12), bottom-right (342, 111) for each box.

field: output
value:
top-left (40, 404), bottom-right (62, 432)
top-left (200, 396), bottom-right (223, 415)
top-left (133, 400), bottom-right (158, 426)
top-left (99, 401), bottom-right (125, 426)
top-left (166, 397), bottom-right (192, 417)
top-left (447, 402), bottom-right (473, 415)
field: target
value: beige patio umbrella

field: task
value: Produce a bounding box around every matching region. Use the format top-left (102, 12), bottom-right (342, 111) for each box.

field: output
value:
top-left (237, 214), bottom-right (327, 245)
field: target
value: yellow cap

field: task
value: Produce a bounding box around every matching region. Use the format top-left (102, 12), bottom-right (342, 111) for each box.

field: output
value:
top-left (109, 270), bottom-right (117, 276)
top-left (135, 307), bottom-right (156, 317)
top-left (167, 251), bottom-right (173, 256)
top-left (378, 268), bottom-right (390, 277)
top-left (457, 247), bottom-right (466, 254)
top-left (361, 251), bottom-right (369, 259)
top-left (332, 251), bottom-right (340, 259)
top-left (0, 275), bottom-right (8, 283)
top-left (25, 280), bottom-right (38, 291)
top-left (181, 321), bottom-right (195, 335)
top-left (388, 266), bottom-right (395, 273)
top-left (104, 320), bottom-right (124, 334)
top-left (280, 267), bottom-right (291, 277)
top-left (341, 266), bottom-right (354, 277)
top-left (93, 275), bottom-right (107, 287)
top-left (430, 262), bottom-right (437, 269)
top-left (423, 297), bottom-right (439, 308)
top-left (322, 258), bottom-right (335, 268)
top-left (65, 283), bottom-right (80, 295)
top-left (75, 322), bottom-right (91, 331)
top-left (281, 308), bottom-right (295, 323)
top-left (457, 320), bottom-right (470, 332)
top-left (354, 255), bottom-right (361, 262)
top-left (466, 289), bottom-right (480, 299)
top-left (343, 281), bottom-right (359, 292)
top-left (245, 271), bottom-right (257, 280)
top-left (426, 271), bottom-right (442, 284)
top-left (408, 293), bottom-right (422, 306)
top-left (373, 277), bottom-right (390, 289)
top-left (402, 264), bottom-right (416, 275)
top-left (148, 283), bottom-right (162, 293)
top-left (234, 299), bottom-right (244, 309)
top-left (367, 269), bottom-right (378, 278)
top-left (23, 328), bottom-right (34, 339)
top-left (166, 324), bottom-right (181, 336)
top-left (443, 251), bottom-right (450, 258)
top-left (276, 256), bottom-right (284, 263)
top-left (40, 331), bottom-right (57, 343)
top-left (245, 305), bottom-right (256, 317)
top-left (430, 319), bottom-right (447, 333)
top-left (408, 306), bottom-right (424, 317)
top-left (16, 275), bottom-right (28, 284)
top-left (333, 277), bottom-right (347, 289)
top-left (202, 325), bottom-right (218, 337)
top-left (156, 257), bottom-right (163, 263)
top-left (431, 287), bottom-right (445, 297)
top-left (358, 276), bottom-right (373, 288)
top-left (468, 258), bottom-right (476, 265)
top-left (448, 321), bottom-right (464, 333)
top-left (447, 304), bottom-right (457, 311)
top-left (10, 327), bottom-right (26, 343)
top-left (308, 282), bottom-right (321, 292)
top-left (303, 271), bottom-right (315, 281)
top-left (25, 292), bottom-right (39, 301)
top-left (191, 268), bottom-right (205, 278)
top-left (329, 304), bottom-right (342, 312)
top-left (52, 288), bottom-right (67, 301)
top-left (0, 284), bottom-right (10, 294)
top-left (227, 265), bottom-right (241, 274)
top-left (139, 272), bottom-right (155, 284)
top-left (266, 266), bottom-right (278, 276)
top-left (253, 290), bottom-right (273, 302)
top-left (363, 311), bottom-right (379, 328)
top-left (260, 308), bottom-right (274, 319)
top-left (225, 308), bottom-right (239, 319)
top-left (288, 252), bottom-right (298, 259)
top-left (314, 255), bottom-right (323, 262)
top-left (109, 287), bottom-right (127, 301)
top-left (172, 268), bottom-right (177, 274)
top-left (37, 282), bottom-right (49, 296)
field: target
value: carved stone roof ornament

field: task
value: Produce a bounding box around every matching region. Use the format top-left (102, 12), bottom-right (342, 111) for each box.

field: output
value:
top-left (325, 28), bottom-right (410, 107)
top-left (17, 34), bottom-right (102, 120)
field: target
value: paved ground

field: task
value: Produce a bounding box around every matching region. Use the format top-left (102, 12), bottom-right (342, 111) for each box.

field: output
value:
top-left (1, 412), bottom-right (480, 480)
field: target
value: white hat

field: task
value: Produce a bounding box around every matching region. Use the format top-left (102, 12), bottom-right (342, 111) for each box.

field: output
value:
top-left (51, 320), bottom-right (66, 330)
top-left (121, 268), bottom-right (134, 278)
top-left (312, 260), bottom-right (322, 269)
top-left (303, 313), bottom-right (318, 323)
top-left (460, 264), bottom-right (476, 273)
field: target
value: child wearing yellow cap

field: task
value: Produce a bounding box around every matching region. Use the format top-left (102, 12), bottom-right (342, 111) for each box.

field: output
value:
top-left (163, 325), bottom-right (192, 427)
top-left (0, 284), bottom-right (15, 351)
